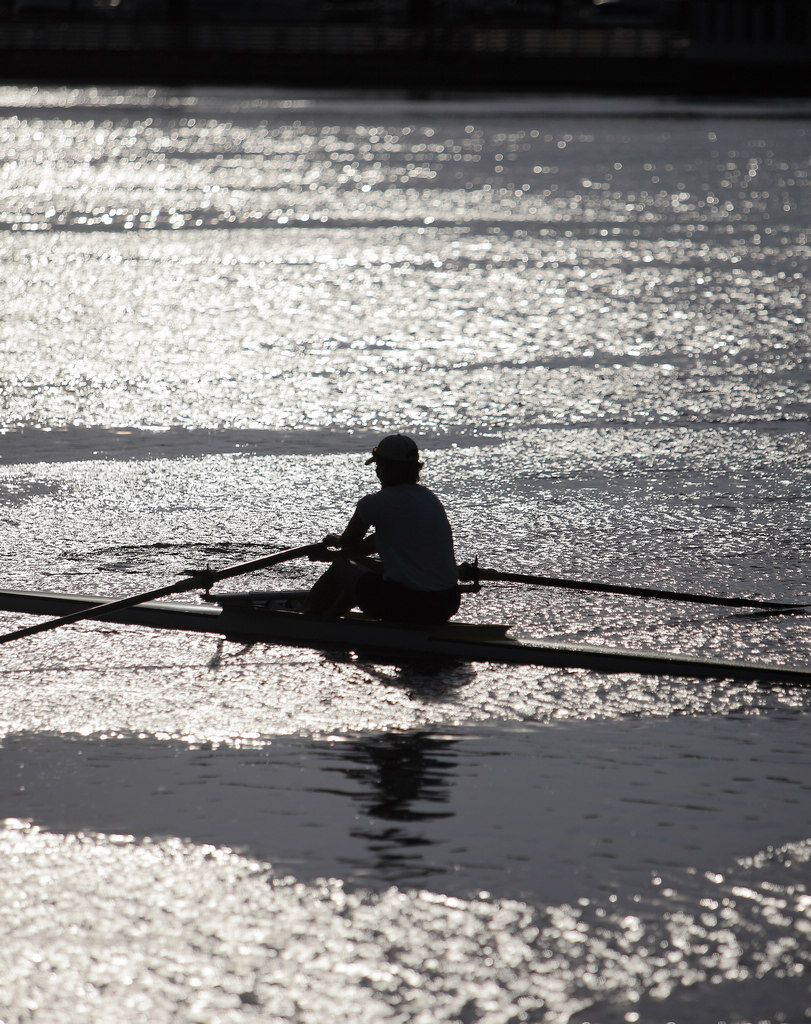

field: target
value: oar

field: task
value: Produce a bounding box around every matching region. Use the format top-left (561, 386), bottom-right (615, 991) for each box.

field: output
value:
top-left (458, 561), bottom-right (809, 613)
top-left (0, 542), bottom-right (327, 646)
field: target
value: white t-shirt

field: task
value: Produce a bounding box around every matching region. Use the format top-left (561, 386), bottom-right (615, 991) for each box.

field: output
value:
top-left (355, 484), bottom-right (458, 592)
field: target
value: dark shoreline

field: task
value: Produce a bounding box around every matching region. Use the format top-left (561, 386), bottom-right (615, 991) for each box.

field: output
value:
top-left (1, 19), bottom-right (810, 96)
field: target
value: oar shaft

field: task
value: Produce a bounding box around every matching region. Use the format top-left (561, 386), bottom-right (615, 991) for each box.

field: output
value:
top-left (0, 542), bottom-right (326, 646)
top-left (469, 566), bottom-right (807, 612)
top-left (201, 542), bottom-right (327, 585)
top-left (0, 578), bottom-right (195, 645)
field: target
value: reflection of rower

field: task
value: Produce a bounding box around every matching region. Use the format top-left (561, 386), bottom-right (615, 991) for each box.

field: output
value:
top-left (351, 731), bottom-right (457, 822)
top-left (339, 731), bottom-right (458, 885)
top-left (301, 434), bottom-right (461, 623)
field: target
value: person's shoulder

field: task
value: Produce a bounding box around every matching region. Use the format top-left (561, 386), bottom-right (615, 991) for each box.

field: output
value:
top-left (413, 483), bottom-right (442, 501)
top-left (357, 490), bottom-right (379, 509)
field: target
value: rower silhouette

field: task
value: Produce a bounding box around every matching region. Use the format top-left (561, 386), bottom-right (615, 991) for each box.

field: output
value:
top-left (302, 434), bottom-right (460, 623)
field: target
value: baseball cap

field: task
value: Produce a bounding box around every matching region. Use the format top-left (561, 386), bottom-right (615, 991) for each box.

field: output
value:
top-left (365, 434), bottom-right (420, 464)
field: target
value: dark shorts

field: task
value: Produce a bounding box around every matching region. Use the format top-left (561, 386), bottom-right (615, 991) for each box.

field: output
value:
top-left (355, 573), bottom-right (460, 624)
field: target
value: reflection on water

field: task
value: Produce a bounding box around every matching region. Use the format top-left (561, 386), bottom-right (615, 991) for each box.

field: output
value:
top-left (3, 718), bottom-right (809, 904)
top-left (348, 733), bottom-right (455, 822)
top-left (0, 729), bottom-right (465, 893)
top-left (330, 732), bottom-right (458, 884)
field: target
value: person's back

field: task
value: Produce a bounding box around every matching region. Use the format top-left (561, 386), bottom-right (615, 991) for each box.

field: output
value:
top-left (356, 482), bottom-right (458, 592)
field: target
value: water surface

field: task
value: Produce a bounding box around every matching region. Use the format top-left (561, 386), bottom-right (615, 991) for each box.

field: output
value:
top-left (1, 86), bottom-right (810, 1024)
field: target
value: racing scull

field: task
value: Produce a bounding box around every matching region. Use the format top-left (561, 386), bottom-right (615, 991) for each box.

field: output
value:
top-left (0, 586), bottom-right (808, 686)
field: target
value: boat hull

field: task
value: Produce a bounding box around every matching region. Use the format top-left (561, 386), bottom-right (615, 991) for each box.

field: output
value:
top-left (0, 588), bottom-right (809, 685)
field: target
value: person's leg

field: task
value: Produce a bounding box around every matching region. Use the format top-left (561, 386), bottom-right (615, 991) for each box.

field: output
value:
top-left (356, 577), bottom-right (461, 623)
top-left (299, 559), bottom-right (369, 616)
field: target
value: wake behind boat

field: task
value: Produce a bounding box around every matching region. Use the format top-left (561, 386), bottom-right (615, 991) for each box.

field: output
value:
top-left (0, 585), bottom-right (809, 687)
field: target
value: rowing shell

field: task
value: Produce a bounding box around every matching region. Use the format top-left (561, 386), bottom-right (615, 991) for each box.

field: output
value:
top-left (0, 588), bottom-right (809, 686)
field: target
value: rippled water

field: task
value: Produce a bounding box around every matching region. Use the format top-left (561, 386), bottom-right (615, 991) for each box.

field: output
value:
top-left (1, 86), bottom-right (810, 1023)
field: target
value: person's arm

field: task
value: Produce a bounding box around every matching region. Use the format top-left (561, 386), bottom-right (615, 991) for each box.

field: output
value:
top-left (324, 509), bottom-right (377, 556)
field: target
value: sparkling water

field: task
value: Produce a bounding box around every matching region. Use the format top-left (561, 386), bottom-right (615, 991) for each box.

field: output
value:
top-left (1, 86), bottom-right (810, 1024)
